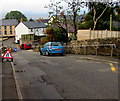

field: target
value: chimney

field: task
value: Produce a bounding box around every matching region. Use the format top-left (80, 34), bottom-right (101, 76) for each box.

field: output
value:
top-left (20, 18), bottom-right (23, 22)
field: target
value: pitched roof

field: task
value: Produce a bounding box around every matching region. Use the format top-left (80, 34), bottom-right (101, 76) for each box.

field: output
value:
top-left (41, 19), bottom-right (49, 23)
top-left (23, 21), bottom-right (46, 28)
top-left (0, 19), bottom-right (18, 26)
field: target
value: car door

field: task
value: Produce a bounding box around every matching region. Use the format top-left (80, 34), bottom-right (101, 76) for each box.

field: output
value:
top-left (41, 43), bottom-right (49, 54)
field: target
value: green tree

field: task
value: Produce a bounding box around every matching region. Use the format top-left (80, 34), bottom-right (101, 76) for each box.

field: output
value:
top-left (86, 1), bottom-right (119, 30)
top-left (5, 11), bottom-right (27, 22)
top-left (80, 1), bottom-right (119, 30)
top-left (46, 1), bottom-right (69, 44)
top-left (29, 18), bottom-right (34, 21)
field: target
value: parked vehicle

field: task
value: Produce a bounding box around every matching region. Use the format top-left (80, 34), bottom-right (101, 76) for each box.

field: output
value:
top-left (40, 42), bottom-right (65, 56)
top-left (20, 43), bottom-right (32, 50)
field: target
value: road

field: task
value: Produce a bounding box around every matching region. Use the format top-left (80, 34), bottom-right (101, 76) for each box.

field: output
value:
top-left (0, 50), bottom-right (2, 100)
top-left (1, 38), bottom-right (119, 100)
top-left (11, 49), bottom-right (118, 99)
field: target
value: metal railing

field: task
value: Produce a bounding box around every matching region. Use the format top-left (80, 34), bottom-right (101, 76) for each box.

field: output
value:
top-left (65, 44), bottom-right (116, 57)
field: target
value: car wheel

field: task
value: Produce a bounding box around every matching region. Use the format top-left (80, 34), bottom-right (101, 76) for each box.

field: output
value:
top-left (40, 50), bottom-right (43, 55)
top-left (60, 53), bottom-right (65, 56)
top-left (45, 51), bottom-right (49, 56)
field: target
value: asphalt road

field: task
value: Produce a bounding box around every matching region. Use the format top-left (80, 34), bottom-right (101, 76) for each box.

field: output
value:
top-left (0, 50), bottom-right (2, 100)
top-left (11, 49), bottom-right (118, 99)
top-left (1, 38), bottom-right (119, 100)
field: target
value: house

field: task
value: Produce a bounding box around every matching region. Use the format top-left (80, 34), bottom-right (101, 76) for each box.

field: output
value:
top-left (15, 21), bottom-right (46, 44)
top-left (0, 19), bottom-right (18, 37)
top-left (41, 19), bottom-right (49, 25)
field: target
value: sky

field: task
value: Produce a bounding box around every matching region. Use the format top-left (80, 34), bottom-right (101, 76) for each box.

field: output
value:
top-left (1, 0), bottom-right (117, 20)
top-left (1, 0), bottom-right (88, 20)
top-left (1, 0), bottom-right (52, 19)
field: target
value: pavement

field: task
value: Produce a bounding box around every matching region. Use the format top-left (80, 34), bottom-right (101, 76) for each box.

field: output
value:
top-left (2, 62), bottom-right (18, 100)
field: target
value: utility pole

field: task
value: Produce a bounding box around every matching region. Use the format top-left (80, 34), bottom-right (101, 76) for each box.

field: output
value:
top-left (110, 14), bottom-right (112, 31)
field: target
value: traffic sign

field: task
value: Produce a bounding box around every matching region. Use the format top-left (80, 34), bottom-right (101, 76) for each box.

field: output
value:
top-left (2, 50), bottom-right (13, 62)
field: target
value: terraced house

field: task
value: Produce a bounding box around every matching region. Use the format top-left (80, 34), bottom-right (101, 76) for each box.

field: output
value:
top-left (0, 19), bottom-right (18, 37)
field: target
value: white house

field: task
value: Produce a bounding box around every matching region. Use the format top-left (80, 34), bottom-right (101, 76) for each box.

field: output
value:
top-left (15, 21), bottom-right (46, 43)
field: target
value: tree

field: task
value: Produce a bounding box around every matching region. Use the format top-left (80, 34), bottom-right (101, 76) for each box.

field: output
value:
top-left (5, 11), bottom-right (27, 22)
top-left (86, 1), bottom-right (119, 30)
top-left (46, 1), bottom-right (69, 44)
top-left (65, 0), bottom-right (85, 39)
top-left (47, 0), bottom-right (85, 41)
top-left (29, 18), bottom-right (34, 21)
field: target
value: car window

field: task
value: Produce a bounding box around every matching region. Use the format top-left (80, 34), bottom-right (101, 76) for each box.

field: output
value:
top-left (26, 44), bottom-right (31, 46)
top-left (51, 42), bottom-right (62, 46)
top-left (44, 42), bottom-right (49, 47)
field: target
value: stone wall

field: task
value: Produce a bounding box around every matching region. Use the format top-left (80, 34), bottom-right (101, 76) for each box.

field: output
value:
top-left (64, 38), bottom-right (120, 57)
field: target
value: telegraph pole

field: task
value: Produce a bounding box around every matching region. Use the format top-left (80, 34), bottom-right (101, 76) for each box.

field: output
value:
top-left (110, 14), bottom-right (112, 31)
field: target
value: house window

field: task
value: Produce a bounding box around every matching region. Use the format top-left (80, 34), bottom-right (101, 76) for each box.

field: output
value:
top-left (10, 30), bottom-right (12, 34)
top-left (31, 28), bottom-right (33, 32)
top-left (4, 31), bottom-right (7, 35)
top-left (4, 26), bottom-right (6, 29)
top-left (10, 26), bottom-right (12, 29)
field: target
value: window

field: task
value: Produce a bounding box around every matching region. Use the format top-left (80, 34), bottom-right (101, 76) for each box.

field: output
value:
top-left (4, 26), bottom-right (6, 29)
top-left (0, 31), bottom-right (1, 35)
top-left (31, 28), bottom-right (33, 32)
top-left (10, 30), bottom-right (12, 34)
top-left (10, 26), bottom-right (12, 29)
top-left (4, 31), bottom-right (7, 35)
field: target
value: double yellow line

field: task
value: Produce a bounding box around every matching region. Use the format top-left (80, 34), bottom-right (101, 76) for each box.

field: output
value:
top-left (109, 63), bottom-right (117, 72)
top-left (73, 56), bottom-right (118, 72)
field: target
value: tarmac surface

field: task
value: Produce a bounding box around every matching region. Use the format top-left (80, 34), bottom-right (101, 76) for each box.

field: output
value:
top-left (2, 61), bottom-right (18, 100)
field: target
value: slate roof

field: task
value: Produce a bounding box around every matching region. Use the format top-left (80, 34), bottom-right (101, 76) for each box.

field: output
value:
top-left (0, 19), bottom-right (18, 26)
top-left (41, 19), bottom-right (49, 23)
top-left (23, 21), bottom-right (46, 28)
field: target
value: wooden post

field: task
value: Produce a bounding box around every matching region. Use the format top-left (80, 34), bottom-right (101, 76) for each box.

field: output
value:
top-left (110, 14), bottom-right (112, 31)
top-left (89, 28), bottom-right (91, 39)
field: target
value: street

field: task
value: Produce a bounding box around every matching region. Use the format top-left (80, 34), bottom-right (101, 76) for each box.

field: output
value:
top-left (1, 38), bottom-right (119, 100)
top-left (9, 49), bottom-right (118, 99)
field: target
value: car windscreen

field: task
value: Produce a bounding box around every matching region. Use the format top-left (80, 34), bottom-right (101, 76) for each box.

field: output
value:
top-left (51, 43), bottom-right (62, 46)
top-left (26, 44), bottom-right (31, 46)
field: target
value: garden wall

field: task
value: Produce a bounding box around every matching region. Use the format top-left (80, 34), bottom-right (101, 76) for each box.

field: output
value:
top-left (64, 38), bottom-right (120, 57)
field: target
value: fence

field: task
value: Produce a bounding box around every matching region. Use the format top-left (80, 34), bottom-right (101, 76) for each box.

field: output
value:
top-left (77, 29), bottom-right (120, 40)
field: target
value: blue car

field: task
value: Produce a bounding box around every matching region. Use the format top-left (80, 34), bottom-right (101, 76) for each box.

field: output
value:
top-left (40, 42), bottom-right (65, 56)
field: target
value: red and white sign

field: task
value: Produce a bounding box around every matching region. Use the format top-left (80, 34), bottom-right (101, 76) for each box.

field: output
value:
top-left (2, 50), bottom-right (13, 59)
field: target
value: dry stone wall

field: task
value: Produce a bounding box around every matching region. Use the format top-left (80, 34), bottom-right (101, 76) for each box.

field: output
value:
top-left (64, 38), bottom-right (120, 57)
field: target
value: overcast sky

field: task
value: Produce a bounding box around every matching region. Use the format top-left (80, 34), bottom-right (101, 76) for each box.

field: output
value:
top-left (1, 0), bottom-right (117, 20)
top-left (1, 0), bottom-right (52, 19)
top-left (1, 0), bottom-right (89, 19)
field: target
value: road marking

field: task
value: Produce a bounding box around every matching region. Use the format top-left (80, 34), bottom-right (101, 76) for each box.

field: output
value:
top-left (11, 62), bottom-right (23, 100)
top-left (71, 56), bottom-right (118, 64)
top-left (109, 63), bottom-right (116, 72)
top-left (75, 59), bottom-right (103, 64)
top-left (75, 59), bottom-right (118, 72)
